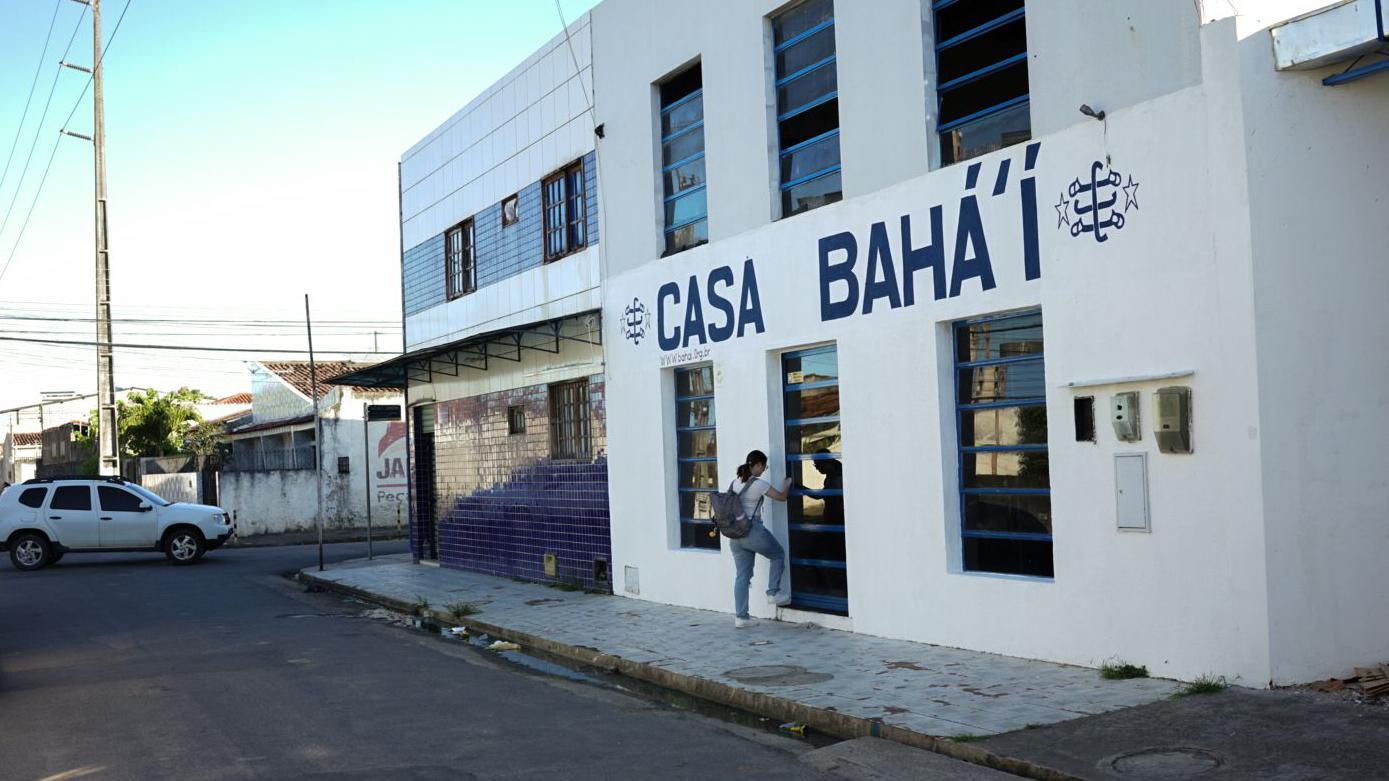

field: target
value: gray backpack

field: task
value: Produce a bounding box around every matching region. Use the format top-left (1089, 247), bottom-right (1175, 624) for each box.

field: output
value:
top-left (711, 479), bottom-right (762, 539)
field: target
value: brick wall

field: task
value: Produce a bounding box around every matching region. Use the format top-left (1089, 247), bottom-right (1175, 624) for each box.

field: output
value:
top-left (412, 375), bottom-right (610, 591)
top-left (401, 151), bottom-right (600, 318)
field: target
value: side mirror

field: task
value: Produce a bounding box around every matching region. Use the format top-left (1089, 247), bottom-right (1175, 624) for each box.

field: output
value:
top-left (138, 501), bottom-right (153, 512)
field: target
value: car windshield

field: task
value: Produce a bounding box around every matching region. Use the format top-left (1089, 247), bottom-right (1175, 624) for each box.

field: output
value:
top-left (124, 483), bottom-right (172, 507)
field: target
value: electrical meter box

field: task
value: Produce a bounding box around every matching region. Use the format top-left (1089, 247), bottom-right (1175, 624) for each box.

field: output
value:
top-left (1110, 391), bottom-right (1140, 442)
top-left (1153, 386), bottom-right (1192, 453)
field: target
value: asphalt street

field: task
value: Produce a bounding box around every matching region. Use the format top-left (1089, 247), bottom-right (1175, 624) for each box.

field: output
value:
top-left (0, 542), bottom-right (846, 781)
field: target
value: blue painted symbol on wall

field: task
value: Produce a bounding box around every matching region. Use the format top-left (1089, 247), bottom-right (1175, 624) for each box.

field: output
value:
top-left (1056, 161), bottom-right (1138, 243)
top-left (622, 297), bottom-right (650, 345)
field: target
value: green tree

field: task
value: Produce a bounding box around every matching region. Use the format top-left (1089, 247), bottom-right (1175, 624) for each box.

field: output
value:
top-left (81, 388), bottom-right (208, 459)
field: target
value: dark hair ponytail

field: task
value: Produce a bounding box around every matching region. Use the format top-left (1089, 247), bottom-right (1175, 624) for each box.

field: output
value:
top-left (737, 449), bottom-right (768, 482)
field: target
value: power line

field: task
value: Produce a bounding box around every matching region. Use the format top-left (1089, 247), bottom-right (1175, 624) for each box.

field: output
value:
top-left (0, 0), bottom-right (62, 200)
top-left (0, 2), bottom-right (88, 244)
top-left (0, 333), bottom-right (395, 355)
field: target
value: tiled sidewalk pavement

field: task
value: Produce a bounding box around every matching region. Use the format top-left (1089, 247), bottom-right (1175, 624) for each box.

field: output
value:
top-left (306, 555), bottom-right (1178, 741)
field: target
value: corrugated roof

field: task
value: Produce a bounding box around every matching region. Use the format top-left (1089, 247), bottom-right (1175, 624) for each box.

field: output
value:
top-left (214, 392), bottom-right (252, 405)
top-left (261, 361), bottom-right (387, 400)
top-left (13, 432), bottom-right (42, 447)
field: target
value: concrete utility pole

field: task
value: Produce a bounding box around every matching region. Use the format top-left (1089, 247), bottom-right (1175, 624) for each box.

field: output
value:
top-left (91, 0), bottom-right (119, 476)
top-left (305, 294), bottom-right (324, 572)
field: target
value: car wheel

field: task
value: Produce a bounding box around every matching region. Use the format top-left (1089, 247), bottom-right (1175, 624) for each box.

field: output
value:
top-left (9, 532), bottom-right (51, 571)
top-left (163, 528), bottom-right (205, 565)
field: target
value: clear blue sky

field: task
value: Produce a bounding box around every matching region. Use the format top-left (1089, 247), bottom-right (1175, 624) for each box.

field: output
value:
top-left (0, 0), bottom-right (600, 414)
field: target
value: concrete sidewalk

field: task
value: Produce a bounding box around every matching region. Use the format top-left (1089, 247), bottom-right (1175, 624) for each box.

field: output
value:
top-left (299, 556), bottom-right (1389, 780)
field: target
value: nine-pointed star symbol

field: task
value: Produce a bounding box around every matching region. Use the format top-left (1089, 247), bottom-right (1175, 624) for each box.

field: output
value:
top-left (1122, 175), bottom-right (1140, 212)
top-left (1054, 192), bottom-right (1070, 228)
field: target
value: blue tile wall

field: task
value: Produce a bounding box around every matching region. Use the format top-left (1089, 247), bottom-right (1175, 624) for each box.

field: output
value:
top-left (411, 376), bottom-right (611, 591)
top-left (401, 151), bottom-right (600, 319)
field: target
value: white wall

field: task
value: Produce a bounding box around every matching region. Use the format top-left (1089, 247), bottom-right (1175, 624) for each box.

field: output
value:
top-left (400, 14), bottom-right (594, 251)
top-left (601, 24), bottom-right (1282, 682)
top-left (1235, 18), bottom-right (1389, 683)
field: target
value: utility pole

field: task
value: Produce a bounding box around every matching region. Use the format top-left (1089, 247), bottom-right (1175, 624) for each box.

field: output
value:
top-left (305, 294), bottom-right (324, 572)
top-left (91, 0), bottom-right (118, 476)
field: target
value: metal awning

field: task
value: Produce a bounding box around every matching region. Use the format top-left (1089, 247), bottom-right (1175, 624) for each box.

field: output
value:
top-left (1271, 0), bottom-right (1389, 85)
top-left (324, 310), bottom-right (602, 390)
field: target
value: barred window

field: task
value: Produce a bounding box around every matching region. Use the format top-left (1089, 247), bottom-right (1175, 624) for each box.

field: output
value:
top-left (445, 219), bottom-right (475, 299)
top-left (549, 380), bottom-right (591, 460)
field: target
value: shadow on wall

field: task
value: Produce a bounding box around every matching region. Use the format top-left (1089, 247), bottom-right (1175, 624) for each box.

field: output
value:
top-left (438, 454), bottom-right (612, 592)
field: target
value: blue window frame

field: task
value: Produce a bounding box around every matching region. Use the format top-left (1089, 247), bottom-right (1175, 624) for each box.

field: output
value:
top-left (773, 0), bottom-right (842, 217)
top-left (933, 0), bottom-right (1031, 165)
top-left (782, 345), bottom-right (847, 614)
top-left (660, 64), bottom-right (708, 255)
top-left (675, 365), bottom-right (719, 550)
top-left (952, 310), bottom-right (1052, 578)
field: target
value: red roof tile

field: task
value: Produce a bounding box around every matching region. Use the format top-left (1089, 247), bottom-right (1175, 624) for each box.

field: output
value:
top-left (214, 392), bottom-right (252, 405)
top-left (13, 432), bottom-right (42, 447)
top-left (261, 361), bottom-right (383, 401)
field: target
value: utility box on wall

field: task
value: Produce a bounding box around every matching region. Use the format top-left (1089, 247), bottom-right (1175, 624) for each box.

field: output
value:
top-left (1153, 387), bottom-right (1193, 454)
top-left (1115, 453), bottom-right (1150, 531)
top-left (1111, 391), bottom-right (1141, 442)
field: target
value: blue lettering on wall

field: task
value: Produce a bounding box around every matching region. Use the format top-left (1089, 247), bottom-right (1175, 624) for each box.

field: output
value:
top-left (901, 208), bottom-right (945, 306)
top-left (682, 275), bottom-right (707, 348)
top-left (657, 282), bottom-right (681, 351)
top-left (862, 221), bottom-right (902, 314)
top-left (706, 266), bottom-right (736, 342)
top-left (949, 165), bottom-right (996, 297)
top-left (736, 258), bottom-right (765, 338)
top-left (819, 231), bottom-right (859, 322)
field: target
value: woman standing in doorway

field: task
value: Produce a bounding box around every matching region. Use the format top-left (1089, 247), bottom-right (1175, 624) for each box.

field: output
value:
top-left (730, 449), bottom-right (793, 627)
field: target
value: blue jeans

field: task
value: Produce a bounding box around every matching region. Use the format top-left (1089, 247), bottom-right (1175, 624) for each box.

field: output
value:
top-left (730, 521), bottom-right (786, 619)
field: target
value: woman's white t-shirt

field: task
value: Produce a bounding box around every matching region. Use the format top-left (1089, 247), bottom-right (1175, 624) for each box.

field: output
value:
top-left (734, 477), bottom-right (772, 520)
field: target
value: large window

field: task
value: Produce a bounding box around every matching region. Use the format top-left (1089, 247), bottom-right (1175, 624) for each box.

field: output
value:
top-left (445, 219), bottom-right (475, 299)
top-left (675, 366), bottom-right (718, 549)
top-left (933, 0), bottom-right (1031, 165)
top-left (782, 346), bottom-right (847, 615)
top-left (549, 379), bottom-right (591, 460)
top-left (773, 0), bottom-right (842, 217)
top-left (543, 160), bottom-right (588, 261)
top-left (659, 65), bottom-right (708, 256)
top-left (953, 310), bottom-right (1052, 577)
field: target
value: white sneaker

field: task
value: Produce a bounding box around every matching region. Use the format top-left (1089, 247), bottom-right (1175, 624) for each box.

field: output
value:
top-left (767, 591), bottom-right (792, 607)
top-left (734, 617), bottom-right (760, 628)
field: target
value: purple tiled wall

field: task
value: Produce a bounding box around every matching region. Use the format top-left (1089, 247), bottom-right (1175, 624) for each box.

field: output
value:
top-left (409, 376), bottom-right (611, 591)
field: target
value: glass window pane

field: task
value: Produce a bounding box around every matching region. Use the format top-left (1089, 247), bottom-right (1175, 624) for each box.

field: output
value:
top-left (776, 26), bottom-right (835, 77)
top-left (51, 486), bottom-right (90, 511)
top-left (784, 386), bottom-right (839, 421)
top-left (963, 488), bottom-right (1049, 534)
top-left (960, 405), bottom-right (1048, 447)
top-left (680, 461), bottom-right (720, 490)
top-left (681, 521), bottom-right (720, 549)
top-left (780, 132), bottom-right (840, 184)
top-left (789, 528), bottom-right (846, 561)
top-left (789, 563), bottom-right (847, 599)
top-left (964, 536), bottom-right (1053, 578)
top-left (773, 0), bottom-right (834, 46)
top-left (662, 125), bottom-right (705, 167)
top-left (785, 350), bottom-right (839, 382)
top-left (677, 398), bottom-right (715, 428)
top-left (957, 360), bottom-right (1045, 404)
top-left (19, 487), bottom-right (47, 508)
top-left (777, 62), bottom-right (837, 115)
top-left (937, 18), bottom-right (1026, 83)
top-left (99, 486), bottom-right (143, 512)
top-left (935, 0), bottom-right (1024, 42)
top-left (778, 98), bottom-right (839, 149)
top-left (665, 219), bottom-right (708, 254)
top-left (788, 492), bottom-right (845, 524)
top-left (955, 313), bottom-right (1043, 362)
top-left (782, 170), bottom-right (842, 216)
top-left (786, 420), bottom-right (841, 453)
top-left (662, 94), bottom-right (704, 138)
top-left (676, 366), bottom-right (714, 397)
top-left (664, 188), bottom-right (707, 229)
top-left (941, 101), bottom-right (1032, 165)
top-left (681, 491), bottom-right (716, 521)
top-left (938, 59), bottom-right (1029, 126)
top-left (678, 429), bottom-right (717, 459)
top-left (663, 156), bottom-right (706, 197)
top-left (962, 451), bottom-right (1049, 490)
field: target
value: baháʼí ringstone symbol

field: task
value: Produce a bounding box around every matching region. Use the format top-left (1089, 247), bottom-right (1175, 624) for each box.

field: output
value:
top-left (622, 297), bottom-right (650, 345)
top-left (1055, 161), bottom-right (1139, 243)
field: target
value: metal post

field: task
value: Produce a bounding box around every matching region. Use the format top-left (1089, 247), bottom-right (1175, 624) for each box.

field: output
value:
top-left (305, 294), bottom-right (323, 572)
top-left (363, 402), bottom-right (373, 560)
top-left (92, 0), bottom-right (119, 476)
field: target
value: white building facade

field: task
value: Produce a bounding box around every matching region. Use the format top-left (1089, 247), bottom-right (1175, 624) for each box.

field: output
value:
top-left (589, 0), bottom-right (1389, 687)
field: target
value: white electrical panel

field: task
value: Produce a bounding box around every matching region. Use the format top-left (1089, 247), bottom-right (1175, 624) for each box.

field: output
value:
top-left (1111, 391), bottom-right (1140, 442)
top-left (1115, 453), bottom-right (1150, 531)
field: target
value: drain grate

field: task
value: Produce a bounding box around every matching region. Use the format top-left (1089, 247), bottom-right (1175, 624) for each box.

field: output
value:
top-left (722, 664), bottom-right (833, 686)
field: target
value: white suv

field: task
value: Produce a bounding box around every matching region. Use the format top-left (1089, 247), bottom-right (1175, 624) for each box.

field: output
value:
top-left (0, 476), bottom-right (234, 571)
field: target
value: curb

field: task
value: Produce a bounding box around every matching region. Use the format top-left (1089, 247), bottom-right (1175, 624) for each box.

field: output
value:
top-left (228, 533), bottom-right (406, 549)
top-left (296, 569), bottom-right (1084, 781)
